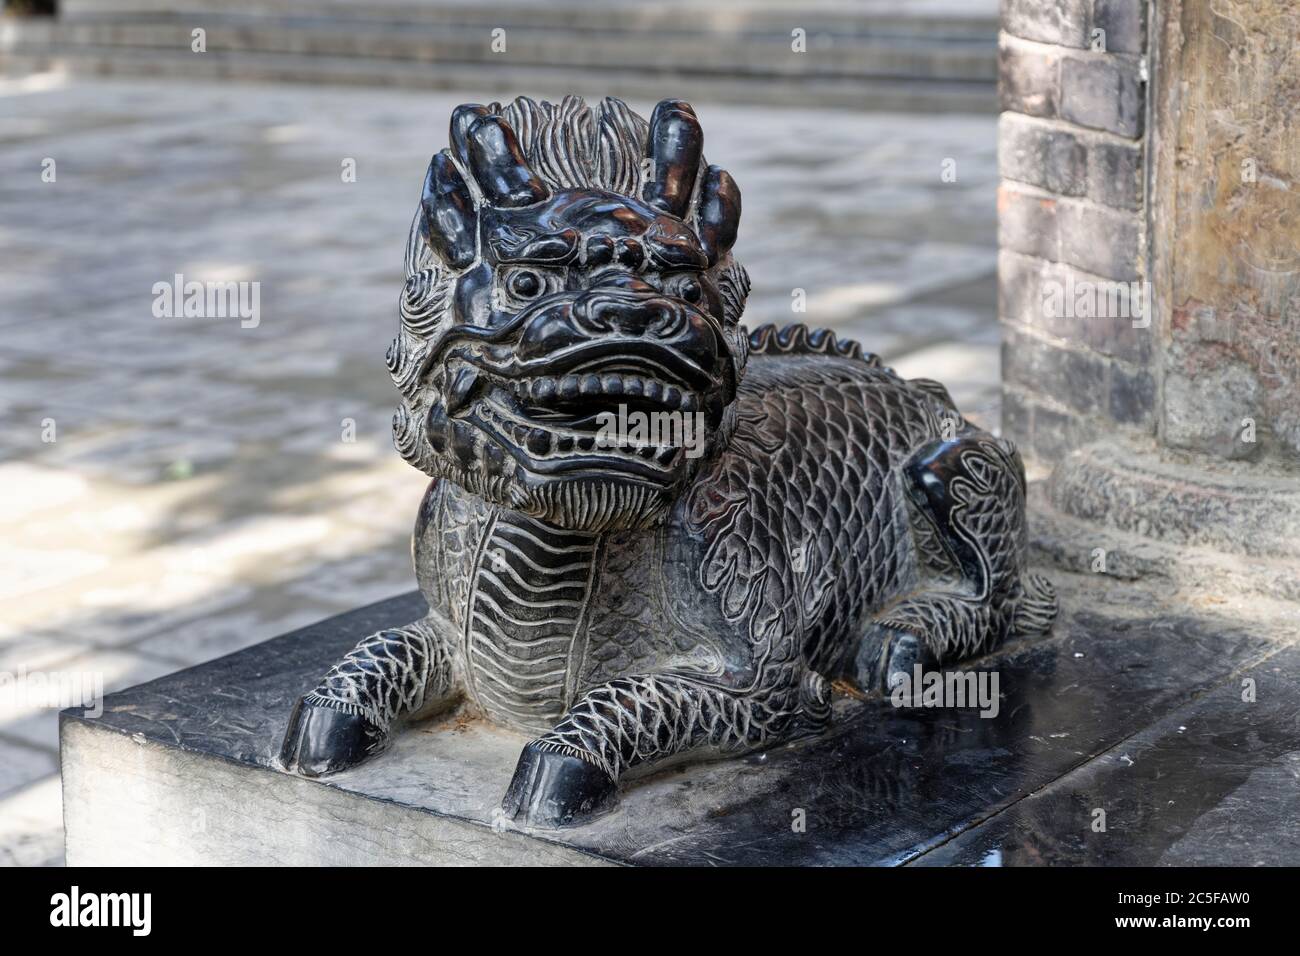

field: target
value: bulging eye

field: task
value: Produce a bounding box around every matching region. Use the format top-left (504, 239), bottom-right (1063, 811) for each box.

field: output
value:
top-left (668, 274), bottom-right (703, 303)
top-left (506, 268), bottom-right (544, 300)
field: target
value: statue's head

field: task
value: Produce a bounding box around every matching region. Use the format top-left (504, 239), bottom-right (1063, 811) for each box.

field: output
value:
top-left (390, 96), bottom-right (750, 532)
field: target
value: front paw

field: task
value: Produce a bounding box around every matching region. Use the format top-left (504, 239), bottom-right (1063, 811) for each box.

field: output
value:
top-left (279, 695), bottom-right (387, 777)
top-left (854, 624), bottom-right (934, 695)
top-left (502, 741), bottom-right (617, 828)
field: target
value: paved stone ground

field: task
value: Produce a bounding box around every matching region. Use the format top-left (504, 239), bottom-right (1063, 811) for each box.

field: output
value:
top-left (0, 73), bottom-right (998, 864)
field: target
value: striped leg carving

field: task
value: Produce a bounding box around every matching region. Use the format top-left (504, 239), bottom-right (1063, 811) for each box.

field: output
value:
top-left (502, 668), bottom-right (829, 827)
top-left (280, 618), bottom-right (460, 776)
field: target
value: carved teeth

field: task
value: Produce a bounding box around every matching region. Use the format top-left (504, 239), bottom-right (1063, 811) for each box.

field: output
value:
top-left (504, 371), bottom-right (699, 408)
top-left (476, 394), bottom-right (689, 473)
top-left (445, 366), bottom-right (479, 417)
top-left (526, 428), bottom-right (551, 456)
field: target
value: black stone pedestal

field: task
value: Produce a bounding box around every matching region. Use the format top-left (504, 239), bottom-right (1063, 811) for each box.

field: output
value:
top-left (60, 578), bottom-right (1300, 865)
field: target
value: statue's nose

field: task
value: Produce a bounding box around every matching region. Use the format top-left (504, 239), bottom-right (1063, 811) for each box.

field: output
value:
top-left (572, 285), bottom-right (684, 338)
top-left (513, 278), bottom-right (720, 383)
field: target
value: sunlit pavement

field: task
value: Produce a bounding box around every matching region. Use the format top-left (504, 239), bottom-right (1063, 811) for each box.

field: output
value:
top-left (0, 74), bottom-right (998, 863)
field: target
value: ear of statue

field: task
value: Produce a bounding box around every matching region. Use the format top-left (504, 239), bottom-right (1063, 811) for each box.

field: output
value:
top-left (421, 150), bottom-right (477, 269)
top-left (696, 165), bottom-right (741, 266)
top-left (449, 103), bottom-right (490, 168)
top-left (466, 115), bottom-right (550, 208)
top-left (642, 99), bottom-right (703, 219)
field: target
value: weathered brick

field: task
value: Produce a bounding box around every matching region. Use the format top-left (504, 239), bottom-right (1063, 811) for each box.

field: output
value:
top-left (998, 249), bottom-right (1046, 328)
top-left (1057, 347), bottom-right (1110, 416)
top-left (1057, 199), bottom-right (1141, 280)
top-left (1030, 260), bottom-right (1106, 344)
top-left (1000, 333), bottom-right (1031, 389)
top-left (1001, 0), bottom-right (1089, 48)
top-left (999, 113), bottom-right (1087, 196)
top-left (999, 36), bottom-right (1060, 119)
top-left (1091, 0), bottom-right (1148, 55)
top-left (1000, 249), bottom-right (1155, 362)
top-left (1060, 54), bottom-right (1144, 138)
top-left (1041, 261), bottom-right (1146, 343)
top-left (1087, 305), bottom-right (1155, 366)
top-left (1086, 136), bottom-right (1143, 210)
top-left (998, 184), bottom-right (1060, 261)
top-left (1030, 401), bottom-right (1103, 462)
top-left (1002, 326), bottom-right (1108, 415)
top-left (1108, 360), bottom-right (1156, 425)
top-left (1000, 385), bottom-right (1033, 446)
top-left (1002, 257), bottom-right (1085, 343)
top-left (1075, 274), bottom-right (1155, 364)
top-left (1001, 386), bottom-right (1097, 467)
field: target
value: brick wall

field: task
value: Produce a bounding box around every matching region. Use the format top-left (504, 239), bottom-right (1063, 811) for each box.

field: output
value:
top-left (996, 0), bottom-right (1152, 465)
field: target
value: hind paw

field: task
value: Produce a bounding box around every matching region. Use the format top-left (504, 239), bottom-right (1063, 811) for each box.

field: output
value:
top-left (854, 624), bottom-right (935, 695)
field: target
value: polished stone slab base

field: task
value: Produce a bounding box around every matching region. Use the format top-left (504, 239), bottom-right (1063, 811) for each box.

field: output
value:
top-left (61, 578), bottom-right (1300, 866)
top-left (917, 643), bottom-right (1300, 866)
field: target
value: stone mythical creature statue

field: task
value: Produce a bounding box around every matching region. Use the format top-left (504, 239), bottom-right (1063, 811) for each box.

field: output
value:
top-left (280, 96), bottom-right (1057, 827)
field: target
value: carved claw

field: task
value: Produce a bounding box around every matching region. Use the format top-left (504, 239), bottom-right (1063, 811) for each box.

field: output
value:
top-left (502, 741), bottom-right (617, 828)
top-left (279, 696), bottom-right (387, 777)
top-left (854, 624), bottom-right (934, 695)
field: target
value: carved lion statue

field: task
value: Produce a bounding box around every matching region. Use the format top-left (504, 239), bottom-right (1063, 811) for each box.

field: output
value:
top-left (279, 96), bottom-right (1057, 827)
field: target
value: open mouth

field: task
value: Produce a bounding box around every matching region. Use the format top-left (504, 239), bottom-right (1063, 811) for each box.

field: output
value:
top-left (442, 358), bottom-right (706, 479)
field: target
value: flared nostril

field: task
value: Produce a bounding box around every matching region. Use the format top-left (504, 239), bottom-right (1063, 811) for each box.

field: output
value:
top-left (571, 298), bottom-right (613, 334)
top-left (616, 238), bottom-right (644, 269)
top-left (646, 307), bottom-right (686, 339)
top-left (574, 294), bottom-right (685, 339)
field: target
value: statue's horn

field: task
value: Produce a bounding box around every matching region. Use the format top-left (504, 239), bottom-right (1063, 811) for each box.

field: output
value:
top-left (448, 103), bottom-right (490, 168)
top-left (465, 115), bottom-right (550, 208)
top-left (696, 165), bottom-right (741, 265)
top-left (642, 99), bottom-right (703, 219)
top-left (421, 150), bottom-right (477, 269)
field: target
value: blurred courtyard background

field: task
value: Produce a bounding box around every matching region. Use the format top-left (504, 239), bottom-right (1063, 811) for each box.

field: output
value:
top-left (0, 0), bottom-right (999, 863)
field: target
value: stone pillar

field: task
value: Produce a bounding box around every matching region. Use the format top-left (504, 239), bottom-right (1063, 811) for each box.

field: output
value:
top-left (997, 0), bottom-right (1300, 598)
top-left (1148, 0), bottom-right (1300, 461)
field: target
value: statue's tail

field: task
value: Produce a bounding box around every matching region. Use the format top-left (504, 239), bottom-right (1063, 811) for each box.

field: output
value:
top-left (1012, 572), bottom-right (1058, 637)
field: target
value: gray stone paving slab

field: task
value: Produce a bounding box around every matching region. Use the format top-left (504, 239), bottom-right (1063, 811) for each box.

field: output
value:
top-left (0, 738), bottom-right (59, 801)
top-left (1, 648), bottom-right (180, 754)
top-left (0, 776), bottom-right (64, 866)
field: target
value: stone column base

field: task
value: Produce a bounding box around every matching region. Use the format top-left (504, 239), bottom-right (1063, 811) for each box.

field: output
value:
top-left (1028, 438), bottom-right (1300, 602)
